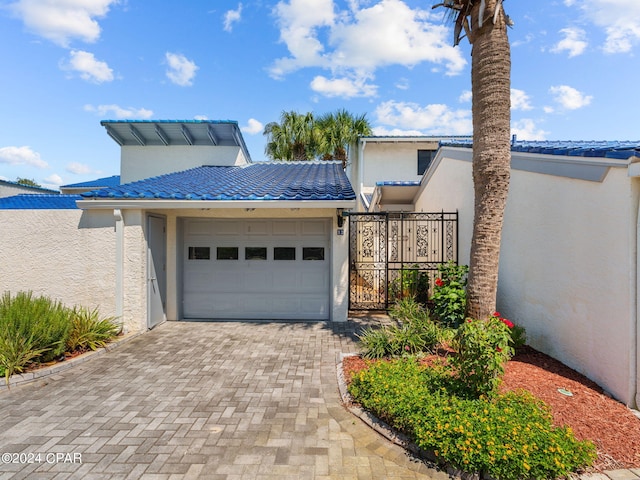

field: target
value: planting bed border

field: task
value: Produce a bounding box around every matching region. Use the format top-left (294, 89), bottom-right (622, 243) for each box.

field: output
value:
top-left (0, 331), bottom-right (143, 391)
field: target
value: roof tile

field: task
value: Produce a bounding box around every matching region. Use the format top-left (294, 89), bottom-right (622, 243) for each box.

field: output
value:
top-left (81, 162), bottom-right (355, 202)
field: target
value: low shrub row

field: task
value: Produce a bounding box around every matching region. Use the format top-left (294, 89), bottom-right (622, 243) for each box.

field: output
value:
top-left (348, 359), bottom-right (596, 480)
top-left (0, 291), bottom-right (120, 383)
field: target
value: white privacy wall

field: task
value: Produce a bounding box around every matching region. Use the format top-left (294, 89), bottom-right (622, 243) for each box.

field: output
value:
top-left (415, 147), bottom-right (639, 405)
top-left (0, 209), bottom-right (148, 334)
top-left (0, 209), bottom-right (118, 319)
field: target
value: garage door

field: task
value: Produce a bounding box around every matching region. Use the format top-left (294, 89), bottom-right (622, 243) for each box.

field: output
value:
top-left (183, 218), bottom-right (330, 320)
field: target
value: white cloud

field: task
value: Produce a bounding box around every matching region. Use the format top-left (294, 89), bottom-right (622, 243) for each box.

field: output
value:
top-left (194, 115), bottom-right (209, 120)
top-left (511, 119), bottom-right (548, 141)
top-left (374, 100), bottom-right (472, 135)
top-left (62, 50), bottom-right (114, 83)
top-left (66, 162), bottom-right (92, 175)
top-left (224, 3), bottom-right (242, 32)
top-left (551, 27), bottom-right (588, 57)
top-left (84, 104), bottom-right (153, 119)
top-left (241, 118), bottom-right (264, 135)
top-left (395, 78), bottom-right (410, 90)
top-left (8, 0), bottom-right (119, 47)
top-left (511, 89), bottom-right (533, 111)
top-left (165, 52), bottom-right (198, 86)
top-left (549, 85), bottom-right (593, 110)
top-left (571, 0), bottom-right (640, 53)
top-left (0, 146), bottom-right (48, 168)
top-left (310, 74), bottom-right (377, 98)
top-left (269, 0), bottom-right (466, 97)
top-left (43, 173), bottom-right (64, 186)
top-left (458, 90), bottom-right (472, 103)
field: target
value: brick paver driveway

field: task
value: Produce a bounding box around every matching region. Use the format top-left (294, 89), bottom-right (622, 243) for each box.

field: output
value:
top-left (0, 320), bottom-right (444, 479)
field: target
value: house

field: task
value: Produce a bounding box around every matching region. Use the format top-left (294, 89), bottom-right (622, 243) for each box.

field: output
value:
top-left (0, 179), bottom-right (59, 197)
top-left (358, 137), bottom-right (640, 407)
top-left (348, 135), bottom-right (471, 211)
top-left (0, 120), bottom-right (355, 333)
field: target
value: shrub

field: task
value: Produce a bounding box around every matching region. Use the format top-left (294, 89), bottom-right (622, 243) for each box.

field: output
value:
top-left (450, 316), bottom-right (514, 399)
top-left (360, 298), bottom-right (444, 358)
top-left (66, 306), bottom-right (121, 352)
top-left (431, 262), bottom-right (468, 328)
top-left (0, 291), bottom-right (72, 363)
top-left (348, 359), bottom-right (596, 480)
top-left (389, 265), bottom-right (430, 304)
top-left (357, 326), bottom-right (394, 359)
top-left (0, 330), bottom-right (49, 384)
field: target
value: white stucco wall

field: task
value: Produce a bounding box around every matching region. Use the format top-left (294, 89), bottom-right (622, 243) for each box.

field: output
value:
top-left (359, 140), bottom-right (439, 188)
top-left (0, 183), bottom-right (57, 197)
top-left (120, 145), bottom-right (249, 183)
top-left (0, 209), bottom-right (117, 319)
top-left (414, 148), bottom-right (639, 405)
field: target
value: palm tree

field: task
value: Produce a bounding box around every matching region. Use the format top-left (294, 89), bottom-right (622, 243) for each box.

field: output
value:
top-left (316, 110), bottom-right (372, 169)
top-left (264, 109), bottom-right (372, 168)
top-left (263, 111), bottom-right (318, 161)
top-left (433, 0), bottom-right (512, 319)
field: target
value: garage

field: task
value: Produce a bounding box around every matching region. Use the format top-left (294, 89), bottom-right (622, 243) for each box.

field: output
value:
top-left (183, 218), bottom-right (330, 320)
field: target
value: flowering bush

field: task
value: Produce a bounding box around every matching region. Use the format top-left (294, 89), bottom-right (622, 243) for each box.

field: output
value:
top-left (450, 315), bottom-right (514, 399)
top-left (430, 262), bottom-right (468, 328)
top-left (493, 311), bottom-right (528, 351)
top-left (348, 359), bottom-right (596, 480)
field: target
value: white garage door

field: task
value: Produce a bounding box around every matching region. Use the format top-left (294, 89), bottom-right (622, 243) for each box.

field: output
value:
top-left (183, 218), bottom-right (330, 320)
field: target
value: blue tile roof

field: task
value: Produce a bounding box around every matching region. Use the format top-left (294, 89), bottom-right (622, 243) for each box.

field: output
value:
top-left (81, 162), bottom-right (355, 201)
top-left (441, 140), bottom-right (640, 160)
top-left (61, 175), bottom-right (120, 189)
top-left (0, 194), bottom-right (80, 209)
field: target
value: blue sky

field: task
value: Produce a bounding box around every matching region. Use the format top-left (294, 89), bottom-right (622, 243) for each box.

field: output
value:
top-left (0, 0), bottom-right (638, 189)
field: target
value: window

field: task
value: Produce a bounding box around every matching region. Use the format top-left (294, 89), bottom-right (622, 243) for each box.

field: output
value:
top-left (274, 247), bottom-right (296, 260)
top-left (418, 150), bottom-right (436, 175)
top-left (245, 247), bottom-right (267, 260)
top-left (217, 247), bottom-right (239, 260)
top-left (188, 247), bottom-right (210, 260)
top-left (303, 247), bottom-right (324, 261)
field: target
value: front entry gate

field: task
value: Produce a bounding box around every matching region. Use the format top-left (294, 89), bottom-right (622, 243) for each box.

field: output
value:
top-left (349, 211), bottom-right (458, 310)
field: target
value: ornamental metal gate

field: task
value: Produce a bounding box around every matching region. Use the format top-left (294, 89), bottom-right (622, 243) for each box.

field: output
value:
top-left (348, 211), bottom-right (458, 310)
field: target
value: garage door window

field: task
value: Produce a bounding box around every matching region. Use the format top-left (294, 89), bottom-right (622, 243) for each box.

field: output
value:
top-left (217, 247), bottom-right (239, 260)
top-left (245, 247), bottom-right (267, 260)
top-left (303, 247), bottom-right (324, 261)
top-left (188, 247), bottom-right (210, 260)
top-left (274, 247), bottom-right (296, 260)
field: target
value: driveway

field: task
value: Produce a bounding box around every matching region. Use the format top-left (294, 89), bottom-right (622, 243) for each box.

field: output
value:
top-left (0, 319), bottom-right (445, 479)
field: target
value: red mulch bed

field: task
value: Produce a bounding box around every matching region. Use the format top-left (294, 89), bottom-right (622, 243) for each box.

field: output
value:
top-left (342, 347), bottom-right (640, 471)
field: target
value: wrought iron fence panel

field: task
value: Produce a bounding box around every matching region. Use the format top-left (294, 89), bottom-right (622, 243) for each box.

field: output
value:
top-left (349, 211), bottom-right (458, 310)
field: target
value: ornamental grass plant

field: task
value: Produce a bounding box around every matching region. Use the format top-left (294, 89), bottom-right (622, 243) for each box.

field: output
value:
top-left (0, 291), bottom-right (120, 384)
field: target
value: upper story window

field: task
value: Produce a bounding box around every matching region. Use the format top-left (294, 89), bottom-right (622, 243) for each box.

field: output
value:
top-left (418, 150), bottom-right (436, 175)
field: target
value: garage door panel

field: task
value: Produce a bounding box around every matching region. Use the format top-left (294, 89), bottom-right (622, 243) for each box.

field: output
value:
top-left (183, 218), bottom-right (330, 320)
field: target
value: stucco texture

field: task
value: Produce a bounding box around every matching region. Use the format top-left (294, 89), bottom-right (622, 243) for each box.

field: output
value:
top-left (415, 149), bottom-right (639, 406)
top-left (0, 209), bottom-right (117, 319)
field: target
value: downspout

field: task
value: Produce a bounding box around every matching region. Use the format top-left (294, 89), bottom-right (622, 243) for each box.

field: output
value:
top-left (633, 179), bottom-right (639, 408)
top-left (114, 209), bottom-right (125, 333)
top-left (358, 139), bottom-right (367, 211)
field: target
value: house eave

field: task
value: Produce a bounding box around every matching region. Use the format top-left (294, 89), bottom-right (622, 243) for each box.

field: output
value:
top-left (76, 199), bottom-right (356, 210)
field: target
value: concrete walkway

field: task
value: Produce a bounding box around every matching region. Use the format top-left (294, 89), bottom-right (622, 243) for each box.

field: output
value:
top-left (0, 319), bottom-right (446, 480)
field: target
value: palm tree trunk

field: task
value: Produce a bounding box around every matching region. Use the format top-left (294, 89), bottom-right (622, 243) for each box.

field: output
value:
top-left (465, 0), bottom-right (512, 319)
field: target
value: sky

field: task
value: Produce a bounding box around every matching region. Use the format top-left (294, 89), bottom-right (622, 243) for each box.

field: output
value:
top-left (0, 0), bottom-right (638, 190)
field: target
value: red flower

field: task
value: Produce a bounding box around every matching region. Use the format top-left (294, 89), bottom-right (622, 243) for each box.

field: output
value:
top-left (496, 347), bottom-right (502, 352)
top-left (493, 311), bottom-right (501, 318)
top-left (501, 318), bottom-right (514, 329)
top-left (435, 278), bottom-right (444, 287)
